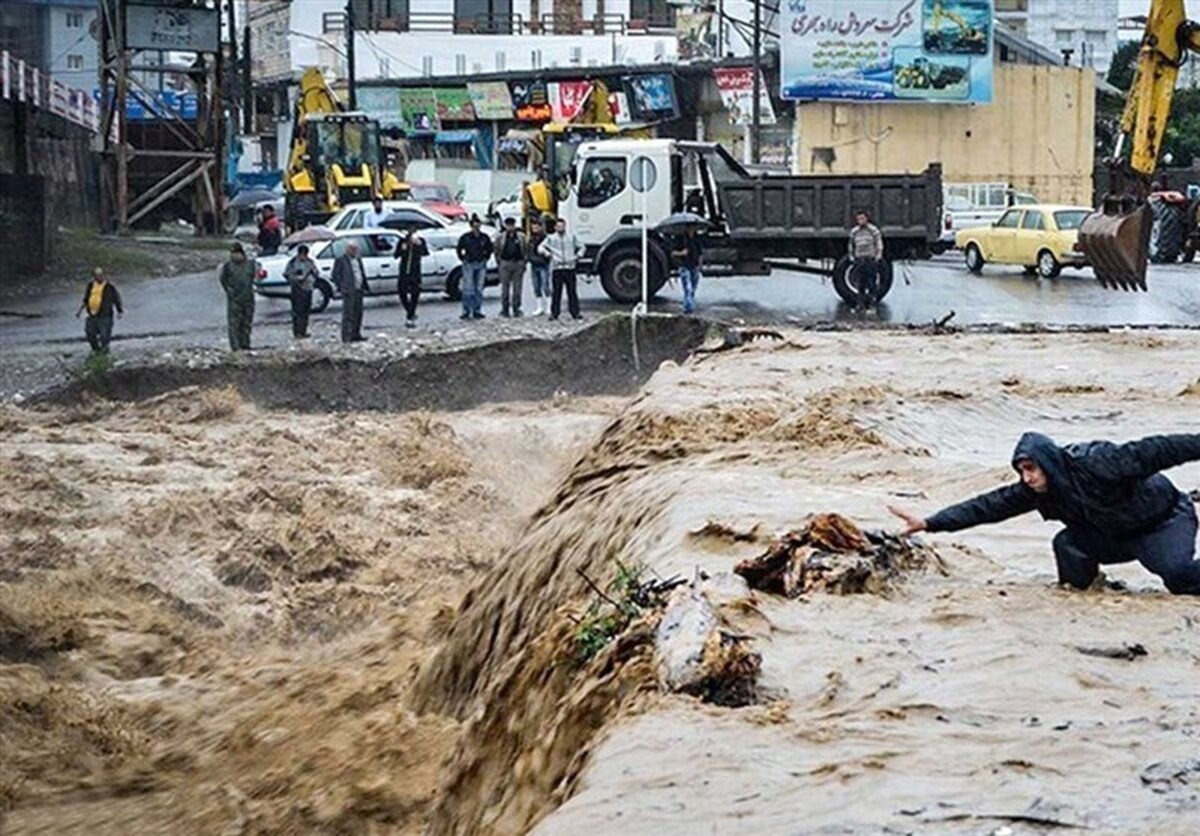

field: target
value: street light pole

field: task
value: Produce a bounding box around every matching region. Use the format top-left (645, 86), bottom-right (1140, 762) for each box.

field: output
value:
top-left (751, 0), bottom-right (761, 165)
top-left (345, 1), bottom-right (356, 109)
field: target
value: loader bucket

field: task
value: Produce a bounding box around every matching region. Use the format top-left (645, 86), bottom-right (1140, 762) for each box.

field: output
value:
top-left (1077, 196), bottom-right (1151, 291)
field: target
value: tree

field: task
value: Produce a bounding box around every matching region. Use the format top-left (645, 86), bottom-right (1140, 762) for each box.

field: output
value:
top-left (1162, 88), bottom-right (1200, 167)
top-left (1106, 40), bottom-right (1141, 91)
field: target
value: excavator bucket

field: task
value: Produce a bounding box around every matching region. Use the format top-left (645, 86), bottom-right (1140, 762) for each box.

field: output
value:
top-left (1077, 194), bottom-right (1151, 291)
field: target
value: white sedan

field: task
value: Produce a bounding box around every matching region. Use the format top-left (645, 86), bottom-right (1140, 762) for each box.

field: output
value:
top-left (326, 200), bottom-right (497, 237)
top-left (253, 228), bottom-right (496, 311)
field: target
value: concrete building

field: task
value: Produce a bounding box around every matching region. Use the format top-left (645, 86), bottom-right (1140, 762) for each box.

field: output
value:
top-left (996, 0), bottom-right (1119, 75)
top-left (0, 0), bottom-right (98, 92)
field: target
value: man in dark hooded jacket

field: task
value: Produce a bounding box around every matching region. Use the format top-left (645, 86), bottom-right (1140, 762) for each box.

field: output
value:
top-left (888, 432), bottom-right (1200, 595)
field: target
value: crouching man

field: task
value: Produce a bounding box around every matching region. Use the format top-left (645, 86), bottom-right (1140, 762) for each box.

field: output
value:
top-left (888, 431), bottom-right (1200, 595)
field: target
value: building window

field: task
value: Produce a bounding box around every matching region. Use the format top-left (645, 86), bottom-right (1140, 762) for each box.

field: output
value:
top-left (67, 54), bottom-right (84, 70)
top-left (454, 0), bottom-right (512, 33)
top-left (1085, 30), bottom-right (1107, 46)
top-left (66, 11), bottom-right (84, 28)
top-left (1055, 30), bottom-right (1074, 46)
top-left (631, 0), bottom-right (675, 28)
top-left (994, 0), bottom-right (1028, 11)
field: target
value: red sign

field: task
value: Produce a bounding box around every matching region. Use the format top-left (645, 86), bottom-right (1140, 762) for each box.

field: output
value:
top-left (551, 81), bottom-right (592, 122)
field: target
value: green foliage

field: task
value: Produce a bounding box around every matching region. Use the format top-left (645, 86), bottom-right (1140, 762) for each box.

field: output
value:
top-left (1162, 89), bottom-right (1200, 168)
top-left (1106, 40), bottom-right (1141, 92)
top-left (570, 560), bottom-right (681, 666)
top-left (77, 352), bottom-right (115, 379)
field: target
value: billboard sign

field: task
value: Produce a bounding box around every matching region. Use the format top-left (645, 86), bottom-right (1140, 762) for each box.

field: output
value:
top-left (512, 79), bottom-right (551, 121)
top-left (467, 81), bottom-right (514, 119)
top-left (399, 88), bottom-right (439, 133)
top-left (712, 67), bottom-right (777, 126)
top-left (357, 87), bottom-right (402, 128)
top-left (125, 3), bottom-right (220, 52)
top-left (624, 74), bottom-right (679, 122)
top-left (780, 0), bottom-right (993, 104)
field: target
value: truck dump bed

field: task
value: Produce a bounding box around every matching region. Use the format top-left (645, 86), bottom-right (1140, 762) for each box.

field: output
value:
top-left (716, 165), bottom-right (944, 260)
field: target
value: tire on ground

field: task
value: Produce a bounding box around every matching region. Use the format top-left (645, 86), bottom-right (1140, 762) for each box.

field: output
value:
top-left (832, 256), bottom-right (895, 305)
top-left (444, 269), bottom-right (462, 301)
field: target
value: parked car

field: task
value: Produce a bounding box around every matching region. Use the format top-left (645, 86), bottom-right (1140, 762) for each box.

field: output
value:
top-left (940, 183), bottom-right (1039, 247)
top-left (408, 181), bottom-right (469, 221)
top-left (325, 200), bottom-right (496, 237)
top-left (253, 228), bottom-right (497, 310)
top-left (955, 204), bottom-right (1092, 278)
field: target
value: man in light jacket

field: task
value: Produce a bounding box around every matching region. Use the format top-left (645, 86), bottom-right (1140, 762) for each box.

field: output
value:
top-left (538, 217), bottom-right (585, 321)
top-left (332, 242), bottom-right (369, 343)
top-left (847, 209), bottom-right (884, 313)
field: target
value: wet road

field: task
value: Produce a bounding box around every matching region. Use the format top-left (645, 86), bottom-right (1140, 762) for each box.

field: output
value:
top-left (2, 255), bottom-right (1198, 395)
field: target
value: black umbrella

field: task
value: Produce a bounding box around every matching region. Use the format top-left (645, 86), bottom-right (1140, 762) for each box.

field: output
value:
top-left (655, 212), bottom-right (710, 233)
top-left (228, 188), bottom-right (279, 209)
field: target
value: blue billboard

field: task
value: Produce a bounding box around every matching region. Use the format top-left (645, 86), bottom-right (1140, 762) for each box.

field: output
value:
top-left (780, 0), bottom-right (994, 104)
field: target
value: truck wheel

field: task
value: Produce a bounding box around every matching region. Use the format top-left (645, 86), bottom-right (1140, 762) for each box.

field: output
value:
top-left (965, 243), bottom-right (985, 274)
top-left (444, 269), bottom-right (462, 301)
top-left (832, 257), bottom-right (894, 305)
top-left (310, 280), bottom-right (332, 314)
top-left (1036, 250), bottom-right (1061, 279)
top-left (600, 246), bottom-right (665, 304)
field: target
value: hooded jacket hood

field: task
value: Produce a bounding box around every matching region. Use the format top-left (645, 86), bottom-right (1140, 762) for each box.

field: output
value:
top-left (1011, 432), bottom-right (1070, 487)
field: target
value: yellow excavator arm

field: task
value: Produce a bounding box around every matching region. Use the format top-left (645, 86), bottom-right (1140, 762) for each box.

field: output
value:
top-left (1081, 0), bottom-right (1200, 290)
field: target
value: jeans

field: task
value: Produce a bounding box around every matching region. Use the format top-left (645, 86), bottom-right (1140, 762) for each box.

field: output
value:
top-left (462, 261), bottom-right (487, 316)
top-left (530, 264), bottom-right (550, 298)
top-left (852, 259), bottom-right (879, 309)
top-left (551, 269), bottom-right (580, 319)
top-left (84, 314), bottom-right (114, 353)
top-left (1053, 496), bottom-right (1200, 595)
top-left (289, 285), bottom-right (311, 337)
top-left (679, 265), bottom-right (701, 313)
top-left (399, 277), bottom-right (421, 320)
top-left (498, 260), bottom-right (525, 315)
top-left (341, 289), bottom-right (364, 342)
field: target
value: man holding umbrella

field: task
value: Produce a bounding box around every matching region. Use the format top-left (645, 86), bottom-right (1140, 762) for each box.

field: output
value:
top-left (658, 211), bottom-right (708, 315)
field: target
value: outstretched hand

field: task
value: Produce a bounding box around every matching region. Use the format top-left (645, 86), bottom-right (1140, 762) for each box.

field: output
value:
top-left (887, 505), bottom-right (927, 535)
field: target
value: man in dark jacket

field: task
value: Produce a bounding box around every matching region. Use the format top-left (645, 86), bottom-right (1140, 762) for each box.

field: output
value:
top-left (332, 241), bottom-right (369, 343)
top-left (219, 243), bottom-right (257, 350)
top-left (394, 230), bottom-right (428, 328)
top-left (456, 214), bottom-right (493, 320)
top-left (494, 216), bottom-right (526, 318)
top-left (889, 431), bottom-right (1200, 595)
top-left (76, 267), bottom-right (124, 353)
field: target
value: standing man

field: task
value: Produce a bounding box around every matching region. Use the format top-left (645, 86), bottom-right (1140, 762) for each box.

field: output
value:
top-left (395, 229), bottom-right (428, 328)
top-left (538, 217), bottom-right (585, 321)
top-left (333, 241), bottom-right (369, 343)
top-left (283, 244), bottom-right (319, 339)
top-left (219, 242), bottom-right (257, 351)
top-left (75, 267), bottom-right (124, 353)
top-left (672, 226), bottom-right (704, 315)
top-left (527, 217), bottom-right (551, 317)
top-left (363, 196), bottom-right (390, 229)
top-left (456, 214), bottom-right (493, 320)
top-left (888, 431), bottom-right (1200, 595)
top-left (494, 216), bottom-right (527, 318)
top-left (848, 209), bottom-right (884, 313)
top-left (257, 205), bottom-right (283, 256)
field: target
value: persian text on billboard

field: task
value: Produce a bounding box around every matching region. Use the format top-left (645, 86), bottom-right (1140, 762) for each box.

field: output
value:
top-left (780, 0), bottom-right (993, 104)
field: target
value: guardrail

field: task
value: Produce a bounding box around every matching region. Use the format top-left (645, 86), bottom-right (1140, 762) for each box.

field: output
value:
top-left (1, 50), bottom-right (99, 134)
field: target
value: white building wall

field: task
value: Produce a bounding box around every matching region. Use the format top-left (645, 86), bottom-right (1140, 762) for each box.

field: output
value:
top-left (1000, 0), bottom-right (1119, 74)
top-left (45, 2), bottom-right (98, 91)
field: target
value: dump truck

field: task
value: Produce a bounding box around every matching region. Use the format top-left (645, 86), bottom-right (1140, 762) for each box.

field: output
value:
top-left (560, 139), bottom-right (943, 305)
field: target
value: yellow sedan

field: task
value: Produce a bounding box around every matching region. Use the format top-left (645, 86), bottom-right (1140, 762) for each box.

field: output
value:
top-left (956, 204), bottom-right (1092, 278)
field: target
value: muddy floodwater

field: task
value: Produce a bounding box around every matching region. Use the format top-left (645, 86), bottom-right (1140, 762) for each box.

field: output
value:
top-left (3, 328), bottom-right (1200, 835)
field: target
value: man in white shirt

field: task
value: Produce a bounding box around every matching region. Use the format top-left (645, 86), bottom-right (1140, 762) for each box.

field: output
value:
top-left (362, 197), bottom-right (389, 229)
top-left (537, 217), bottom-right (585, 321)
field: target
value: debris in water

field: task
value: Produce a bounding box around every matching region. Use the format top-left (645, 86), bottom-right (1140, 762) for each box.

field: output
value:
top-left (734, 513), bottom-right (936, 596)
top-left (1141, 758), bottom-right (1200, 794)
top-left (688, 520), bottom-right (765, 543)
top-left (695, 327), bottom-right (786, 356)
top-left (1075, 643), bottom-right (1148, 661)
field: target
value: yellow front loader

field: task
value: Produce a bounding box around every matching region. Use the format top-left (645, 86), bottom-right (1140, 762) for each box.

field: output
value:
top-left (1079, 0), bottom-right (1200, 290)
top-left (284, 67), bottom-right (404, 230)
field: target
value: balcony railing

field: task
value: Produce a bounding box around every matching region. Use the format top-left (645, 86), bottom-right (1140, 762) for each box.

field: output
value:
top-left (336, 11), bottom-right (677, 37)
top-left (1, 49), bottom-right (99, 133)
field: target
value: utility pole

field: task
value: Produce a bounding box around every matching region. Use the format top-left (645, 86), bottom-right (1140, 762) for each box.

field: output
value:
top-left (751, 0), bottom-right (761, 165)
top-left (345, 1), bottom-right (357, 109)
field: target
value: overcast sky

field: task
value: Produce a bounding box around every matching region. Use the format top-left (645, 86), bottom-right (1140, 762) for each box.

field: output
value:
top-left (1118, 0), bottom-right (1150, 16)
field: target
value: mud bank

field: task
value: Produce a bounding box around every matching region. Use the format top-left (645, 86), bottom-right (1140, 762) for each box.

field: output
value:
top-left (416, 329), bottom-right (1200, 835)
top-left (32, 315), bottom-right (711, 412)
